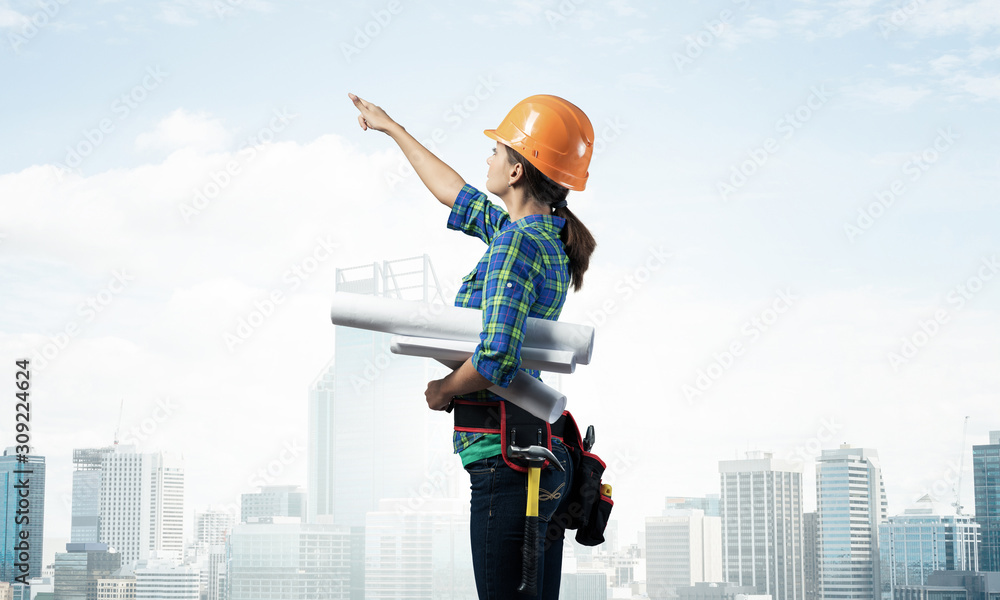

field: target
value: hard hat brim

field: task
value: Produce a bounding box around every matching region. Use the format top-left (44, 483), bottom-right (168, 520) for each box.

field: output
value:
top-left (483, 129), bottom-right (588, 191)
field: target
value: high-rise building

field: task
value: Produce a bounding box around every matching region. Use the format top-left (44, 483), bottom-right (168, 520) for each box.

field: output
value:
top-left (97, 446), bottom-right (184, 566)
top-left (195, 509), bottom-right (235, 546)
top-left (973, 430), bottom-right (1000, 571)
top-left (803, 512), bottom-right (818, 600)
top-left (308, 256), bottom-right (444, 527)
top-left (1, 448), bottom-right (45, 584)
top-left (204, 545), bottom-right (227, 600)
top-left (878, 495), bottom-right (979, 599)
top-left (719, 451), bottom-right (804, 600)
top-left (816, 444), bottom-right (887, 600)
top-left (134, 558), bottom-right (199, 599)
top-left (240, 485), bottom-right (306, 523)
top-left (646, 509), bottom-right (723, 599)
top-left (71, 447), bottom-right (114, 543)
top-left (363, 498), bottom-right (475, 600)
top-left (228, 519), bottom-right (352, 599)
top-left (52, 543), bottom-right (121, 600)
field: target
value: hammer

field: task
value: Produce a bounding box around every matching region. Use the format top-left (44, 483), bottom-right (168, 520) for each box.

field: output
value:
top-left (507, 444), bottom-right (565, 595)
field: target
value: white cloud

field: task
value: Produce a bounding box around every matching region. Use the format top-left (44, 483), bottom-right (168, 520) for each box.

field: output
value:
top-left (134, 109), bottom-right (232, 154)
top-left (0, 5), bottom-right (26, 29)
top-left (949, 73), bottom-right (1000, 102)
top-left (900, 0), bottom-right (1000, 37)
top-left (844, 81), bottom-right (932, 110)
top-left (154, 0), bottom-right (274, 25)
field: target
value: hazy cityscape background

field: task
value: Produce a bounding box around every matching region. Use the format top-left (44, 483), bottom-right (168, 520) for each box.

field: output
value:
top-left (2, 0), bottom-right (999, 598)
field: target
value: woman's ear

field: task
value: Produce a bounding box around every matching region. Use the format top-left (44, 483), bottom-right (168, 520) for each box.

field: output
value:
top-left (508, 161), bottom-right (524, 186)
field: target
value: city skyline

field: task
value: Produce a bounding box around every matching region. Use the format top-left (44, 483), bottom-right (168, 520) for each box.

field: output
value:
top-left (11, 431), bottom-right (1000, 597)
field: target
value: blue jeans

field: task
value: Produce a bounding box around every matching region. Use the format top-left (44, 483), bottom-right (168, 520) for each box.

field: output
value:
top-left (464, 439), bottom-right (574, 600)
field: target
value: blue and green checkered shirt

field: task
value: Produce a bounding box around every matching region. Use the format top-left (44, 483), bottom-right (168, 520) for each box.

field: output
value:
top-left (448, 184), bottom-right (570, 456)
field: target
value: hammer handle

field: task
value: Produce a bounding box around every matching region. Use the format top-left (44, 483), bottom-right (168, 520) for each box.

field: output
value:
top-left (517, 515), bottom-right (540, 595)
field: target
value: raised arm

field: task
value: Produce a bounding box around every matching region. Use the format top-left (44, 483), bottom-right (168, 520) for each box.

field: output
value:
top-left (349, 93), bottom-right (466, 208)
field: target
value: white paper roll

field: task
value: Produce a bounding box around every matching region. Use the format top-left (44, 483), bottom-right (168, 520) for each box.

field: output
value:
top-left (330, 293), bottom-right (594, 365)
top-left (434, 359), bottom-right (567, 424)
top-left (390, 336), bottom-right (577, 374)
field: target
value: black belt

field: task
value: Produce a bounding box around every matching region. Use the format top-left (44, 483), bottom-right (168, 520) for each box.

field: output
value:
top-left (453, 399), bottom-right (569, 445)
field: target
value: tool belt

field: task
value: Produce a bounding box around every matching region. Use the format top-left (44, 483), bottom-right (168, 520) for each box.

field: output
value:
top-left (453, 399), bottom-right (614, 546)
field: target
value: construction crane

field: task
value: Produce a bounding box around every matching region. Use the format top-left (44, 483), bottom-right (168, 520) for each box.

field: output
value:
top-left (953, 415), bottom-right (970, 515)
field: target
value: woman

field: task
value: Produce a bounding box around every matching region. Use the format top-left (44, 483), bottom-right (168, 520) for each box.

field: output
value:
top-left (349, 92), bottom-right (597, 599)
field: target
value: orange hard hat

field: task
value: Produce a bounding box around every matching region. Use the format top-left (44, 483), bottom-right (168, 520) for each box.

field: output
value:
top-left (485, 95), bottom-right (594, 191)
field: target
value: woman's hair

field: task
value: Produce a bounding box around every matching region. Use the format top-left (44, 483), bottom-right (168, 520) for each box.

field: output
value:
top-left (505, 146), bottom-right (596, 292)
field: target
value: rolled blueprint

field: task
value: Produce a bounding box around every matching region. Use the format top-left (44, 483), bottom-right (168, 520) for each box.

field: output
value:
top-left (434, 358), bottom-right (567, 423)
top-left (390, 336), bottom-right (576, 374)
top-left (329, 293), bottom-right (594, 365)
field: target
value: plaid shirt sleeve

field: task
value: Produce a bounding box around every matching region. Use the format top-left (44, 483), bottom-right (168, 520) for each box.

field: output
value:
top-left (447, 184), bottom-right (509, 244)
top-left (471, 228), bottom-right (543, 388)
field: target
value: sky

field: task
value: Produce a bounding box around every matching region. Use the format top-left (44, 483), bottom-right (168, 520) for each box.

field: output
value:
top-left (1, 0), bottom-right (999, 551)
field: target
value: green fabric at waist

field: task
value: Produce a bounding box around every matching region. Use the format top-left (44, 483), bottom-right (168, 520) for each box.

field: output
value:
top-left (459, 434), bottom-right (502, 467)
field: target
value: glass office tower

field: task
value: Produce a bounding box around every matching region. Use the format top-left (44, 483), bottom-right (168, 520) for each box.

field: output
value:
top-left (816, 445), bottom-right (887, 600)
top-left (973, 430), bottom-right (1000, 570)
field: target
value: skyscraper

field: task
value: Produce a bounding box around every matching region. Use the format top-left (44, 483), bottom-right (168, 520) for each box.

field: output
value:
top-left (816, 444), bottom-right (887, 600)
top-left (973, 430), bottom-right (1000, 570)
top-left (71, 447), bottom-right (114, 543)
top-left (646, 509), bottom-right (723, 600)
top-left (718, 451), bottom-right (804, 600)
top-left (803, 512), bottom-right (819, 600)
top-left (878, 495), bottom-right (979, 599)
top-left (0, 448), bottom-right (45, 584)
top-left (52, 543), bottom-right (121, 600)
top-left (308, 256), bottom-right (445, 527)
top-left (97, 446), bottom-right (184, 566)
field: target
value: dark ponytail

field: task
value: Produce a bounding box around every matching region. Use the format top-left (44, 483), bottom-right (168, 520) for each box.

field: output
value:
top-left (506, 147), bottom-right (596, 292)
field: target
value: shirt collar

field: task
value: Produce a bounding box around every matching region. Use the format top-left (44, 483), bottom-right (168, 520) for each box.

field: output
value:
top-left (508, 213), bottom-right (566, 236)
